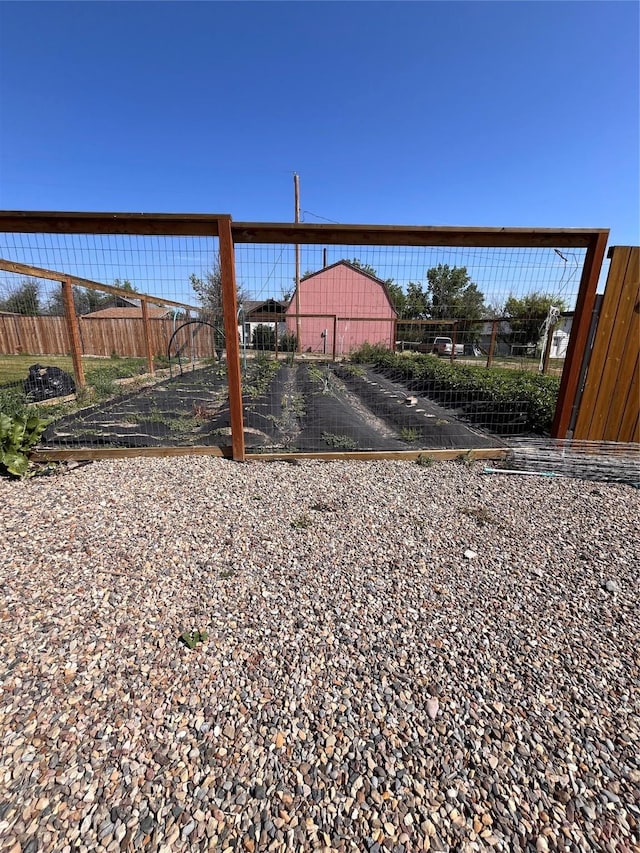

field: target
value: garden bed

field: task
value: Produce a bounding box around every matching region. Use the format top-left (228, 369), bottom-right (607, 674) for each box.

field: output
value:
top-left (34, 357), bottom-right (503, 454)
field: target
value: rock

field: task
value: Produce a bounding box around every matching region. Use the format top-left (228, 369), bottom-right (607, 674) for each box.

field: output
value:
top-left (427, 698), bottom-right (439, 720)
top-left (604, 579), bottom-right (620, 594)
top-left (464, 549), bottom-right (478, 560)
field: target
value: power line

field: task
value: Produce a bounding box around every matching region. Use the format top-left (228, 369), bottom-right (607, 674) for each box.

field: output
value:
top-left (301, 210), bottom-right (340, 224)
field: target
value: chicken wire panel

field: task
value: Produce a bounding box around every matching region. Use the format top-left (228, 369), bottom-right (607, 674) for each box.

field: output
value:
top-left (233, 242), bottom-right (587, 453)
top-left (0, 231), bottom-right (238, 453)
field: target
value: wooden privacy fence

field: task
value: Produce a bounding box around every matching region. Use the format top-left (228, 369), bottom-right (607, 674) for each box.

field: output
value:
top-left (0, 314), bottom-right (215, 359)
top-left (572, 246), bottom-right (639, 442)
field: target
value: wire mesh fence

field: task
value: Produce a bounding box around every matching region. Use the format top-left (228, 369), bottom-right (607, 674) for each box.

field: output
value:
top-left (0, 215), bottom-right (609, 463)
top-left (233, 242), bottom-right (588, 455)
top-left (0, 231), bottom-right (235, 453)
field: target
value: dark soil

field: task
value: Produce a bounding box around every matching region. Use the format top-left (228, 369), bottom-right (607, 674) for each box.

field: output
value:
top-left (40, 360), bottom-right (503, 453)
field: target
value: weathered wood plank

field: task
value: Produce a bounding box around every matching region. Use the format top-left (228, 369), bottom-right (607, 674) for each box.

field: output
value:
top-left (552, 231), bottom-right (609, 437)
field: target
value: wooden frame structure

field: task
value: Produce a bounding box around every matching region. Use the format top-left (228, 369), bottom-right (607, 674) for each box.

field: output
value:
top-left (0, 211), bottom-right (609, 462)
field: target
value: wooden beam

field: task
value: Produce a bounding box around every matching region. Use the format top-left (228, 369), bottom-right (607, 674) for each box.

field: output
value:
top-left (245, 448), bottom-right (509, 462)
top-left (0, 212), bottom-right (608, 248)
top-left (61, 277), bottom-right (85, 387)
top-left (140, 299), bottom-right (155, 376)
top-left (0, 211), bottom-right (227, 236)
top-left (551, 230), bottom-right (609, 438)
top-left (232, 222), bottom-right (608, 249)
top-left (30, 445), bottom-right (233, 462)
top-left (0, 258), bottom-right (200, 311)
top-left (218, 216), bottom-right (245, 462)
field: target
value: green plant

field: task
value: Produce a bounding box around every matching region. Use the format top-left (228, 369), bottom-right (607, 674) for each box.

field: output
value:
top-left (0, 412), bottom-right (48, 478)
top-left (400, 427), bottom-right (420, 442)
top-left (279, 331), bottom-right (297, 352)
top-left (252, 324), bottom-right (276, 351)
top-left (0, 387), bottom-right (28, 420)
top-left (179, 629), bottom-right (209, 649)
top-left (458, 450), bottom-right (476, 467)
top-left (219, 568), bottom-right (236, 579)
top-left (416, 453), bottom-right (435, 467)
top-left (321, 432), bottom-right (358, 450)
top-left (291, 513), bottom-right (312, 529)
top-left (353, 348), bottom-right (561, 434)
top-left (341, 364), bottom-right (366, 378)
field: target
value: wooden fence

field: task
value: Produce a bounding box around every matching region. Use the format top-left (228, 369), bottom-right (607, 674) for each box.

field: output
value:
top-left (573, 246), bottom-right (639, 442)
top-left (0, 314), bottom-right (215, 359)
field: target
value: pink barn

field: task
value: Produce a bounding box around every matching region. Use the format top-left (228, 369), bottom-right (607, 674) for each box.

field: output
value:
top-left (285, 261), bottom-right (397, 356)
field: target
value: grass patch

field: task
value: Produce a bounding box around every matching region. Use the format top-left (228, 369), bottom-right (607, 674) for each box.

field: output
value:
top-left (416, 453), bottom-right (435, 467)
top-left (400, 426), bottom-right (420, 442)
top-left (321, 432), bottom-right (358, 450)
top-left (0, 354), bottom-right (161, 387)
top-left (291, 513), bottom-right (312, 529)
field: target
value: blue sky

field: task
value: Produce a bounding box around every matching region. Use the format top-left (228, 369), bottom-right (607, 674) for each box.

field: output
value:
top-left (0, 0), bottom-right (637, 308)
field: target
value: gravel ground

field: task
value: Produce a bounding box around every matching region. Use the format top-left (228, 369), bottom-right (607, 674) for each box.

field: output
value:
top-left (1, 457), bottom-right (639, 853)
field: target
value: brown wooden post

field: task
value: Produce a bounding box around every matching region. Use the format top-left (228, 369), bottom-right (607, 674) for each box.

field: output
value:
top-left (140, 299), bottom-right (155, 376)
top-left (332, 315), bottom-right (337, 361)
top-left (552, 231), bottom-right (609, 438)
top-left (274, 320), bottom-right (278, 360)
top-left (218, 216), bottom-right (245, 461)
top-left (392, 318), bottom-right (397, 352)
top-left (486, 320), bottom-right (498, 368)
top-left (541, 320), bottom-right (554, 375)
top-left (61, 277), bottom-right (85, 388)
top-left (450, 322), bottom-right (458, 362)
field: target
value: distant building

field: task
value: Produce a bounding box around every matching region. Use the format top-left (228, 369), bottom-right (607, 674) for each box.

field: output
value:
top-left (285, 261), bottom-right (397, 355)
top-left (239, 299), bottom-right (288, 348)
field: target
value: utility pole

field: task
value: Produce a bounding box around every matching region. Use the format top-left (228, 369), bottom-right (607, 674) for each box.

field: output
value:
top-left (294, 172), bottom-right (301, 352)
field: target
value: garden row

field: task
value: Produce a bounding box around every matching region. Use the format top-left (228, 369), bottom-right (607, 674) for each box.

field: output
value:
top-left (350, 344), bottom-right (561, 434)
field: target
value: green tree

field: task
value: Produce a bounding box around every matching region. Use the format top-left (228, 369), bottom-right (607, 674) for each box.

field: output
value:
top-left (113, 278), bottom-right (137, 292)
top-left (404, 281), bottom-right (430, 319)
top-left (0, 278), bottom-right (42, 315)
top-left (385, 282), bottom-right (406, 316)
top-left (190, 256), bottom-right (248, 355)
top-left (426, 265), bottom-right (485, 324)
top-left (47, 285), bottom-right (110, 316)
top-left (503, 292), bottom-right (567, 348)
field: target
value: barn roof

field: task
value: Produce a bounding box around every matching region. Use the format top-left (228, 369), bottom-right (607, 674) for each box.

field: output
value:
top-left (291, 260), bottom-right (398, 316)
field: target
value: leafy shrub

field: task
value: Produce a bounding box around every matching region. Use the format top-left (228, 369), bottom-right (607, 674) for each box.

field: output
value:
top-left (1, 412), bottom-right (47, 478)
top-left (279, 331), bottom-right (297, 352)
top-left (0, 387), bottom-right (28, 420)
top-left (252, 324), bottom-right (276, 351)
top-left (350, 349), bottom-right (560, 434)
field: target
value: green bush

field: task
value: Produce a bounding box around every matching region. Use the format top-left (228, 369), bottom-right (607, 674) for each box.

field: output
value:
top-left (0, 387), bottom-right (28, 420)
top-left (252, 325), bottom-right (276, 351)
top-left (1, 412), bottom-right (47, 478)
top-left (279, 331), bottom-right (297, 352)
top-left (350, 349), bottom-right (560, 435)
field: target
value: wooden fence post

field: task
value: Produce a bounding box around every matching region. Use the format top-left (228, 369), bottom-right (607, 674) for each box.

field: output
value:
top-left (218, 216), bottom-right (245, 461)
top-left (61, 277), bottom-right (85, 388)
top-left (552, 231), bottom-right (609, 438)
top-left (450, 322), bottom-right (458, 362)
top-left (486, 320), bottom-right (498, 368)
top-left (140, 299), bottom-right (155, 376)
top-left (541, 322), bottom-right (554, 375)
